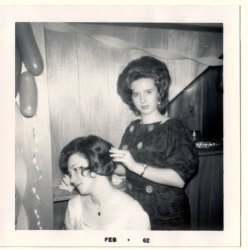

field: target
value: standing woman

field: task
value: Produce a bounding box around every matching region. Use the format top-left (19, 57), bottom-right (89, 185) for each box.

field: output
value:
top-left (110, 56), bottom-right (198, 230)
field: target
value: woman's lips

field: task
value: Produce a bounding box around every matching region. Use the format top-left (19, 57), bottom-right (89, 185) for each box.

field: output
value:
top-left (141, 105), bottom-right (149, 110)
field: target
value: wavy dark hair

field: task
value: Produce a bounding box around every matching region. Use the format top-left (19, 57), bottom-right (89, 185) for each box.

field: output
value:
top-left (117, 56), bottom-right (171, 115)
top-left (59, 135), bottom-right (116, 177)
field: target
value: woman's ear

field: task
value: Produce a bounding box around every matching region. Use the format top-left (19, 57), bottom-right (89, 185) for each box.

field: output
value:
top-left (105, 161), bottom-right (115, 175)
top-left (157, 94), bottom-right (161, 105)
top-left (90, 172), bottom-right (96, 178)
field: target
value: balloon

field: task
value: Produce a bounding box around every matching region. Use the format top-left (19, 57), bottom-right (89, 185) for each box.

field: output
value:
top-left (15, 42), bottom-right (22, 97)
top-left (19, 71), bottom-right (38, 118)
top-left (16, 23), bottom-right (44, 76)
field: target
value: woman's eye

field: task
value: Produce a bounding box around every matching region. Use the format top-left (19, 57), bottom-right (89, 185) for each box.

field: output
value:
top-left (72, 166), bottom-right (83, 174)
top-left (145, 90), bottom-right (152, 94)
top-left (132, 92), bottom-right (138, 98)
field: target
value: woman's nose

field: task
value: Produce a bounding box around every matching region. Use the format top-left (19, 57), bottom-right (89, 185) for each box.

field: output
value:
top-left (70, 174), bottom-right (76, 184)
top-left (140, 94), bottom-right (145, 103)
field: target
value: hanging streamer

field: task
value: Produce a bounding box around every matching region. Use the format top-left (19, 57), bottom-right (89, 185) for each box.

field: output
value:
top-left (19, 71), bottom-right (38, 118)
top-left (15, 42), bottom-right (22, 98)
top-left (44, 23), bottom-right (223, 66)
top-left (16, 22), bottom-right (44, 76)
top-left (15, 145), bottom-right (29, 229)
top-left (31, 115), bottom-right (43, 230)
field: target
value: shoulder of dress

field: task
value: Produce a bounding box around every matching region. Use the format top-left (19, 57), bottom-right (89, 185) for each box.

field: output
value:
top-left (68, 195), bottom-right (82, 206)
top-left (161, 117), bottom-right (185, 129)
top-left (117, 191), bottom-right (142, 209)
top-left (127, 200), bottom-right (149, 218)
top-left (128, 119), bottom-right (141, 127)
top-left (160, 118), bottom-right (192, 140)
top-left (123, 119), bottom-right (141, 133)
top-left (112, 190), bottom-right (140, 209)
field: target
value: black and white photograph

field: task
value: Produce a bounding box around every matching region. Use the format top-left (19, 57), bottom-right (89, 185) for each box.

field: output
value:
top-left (0, 2), bottom-right (245, 248)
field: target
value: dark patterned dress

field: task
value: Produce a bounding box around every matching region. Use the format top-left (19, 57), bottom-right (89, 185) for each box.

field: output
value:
top-left (120, 118), bottom-right (198, 230)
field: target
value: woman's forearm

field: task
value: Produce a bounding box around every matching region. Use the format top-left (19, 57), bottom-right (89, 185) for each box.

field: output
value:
top-left (131, 162), bottom-right (185, 188)
top-left (110, 147), bottom-right (184, 187)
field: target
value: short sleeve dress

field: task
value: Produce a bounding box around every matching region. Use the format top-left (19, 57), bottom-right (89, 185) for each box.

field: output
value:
top-left (120, 118), bottom-right (199, 230)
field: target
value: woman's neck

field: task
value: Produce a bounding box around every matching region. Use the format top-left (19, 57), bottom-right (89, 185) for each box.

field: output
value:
top-left (141, 111), bottom-right (166, 124)
top-left (83, 176), bottom-right (118, 223)
top-left (89, 176), bottom-right (115, 208)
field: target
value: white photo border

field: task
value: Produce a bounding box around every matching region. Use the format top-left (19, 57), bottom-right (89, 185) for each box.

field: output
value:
top-left (0, 4), bottom-right (242, 248)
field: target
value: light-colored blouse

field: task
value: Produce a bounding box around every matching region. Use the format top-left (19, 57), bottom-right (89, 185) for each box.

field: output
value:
top-left (64, 192), bottom-right (151, 230)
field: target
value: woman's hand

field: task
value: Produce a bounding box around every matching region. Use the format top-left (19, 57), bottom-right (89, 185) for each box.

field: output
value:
top-left (59, 175), bottom-right (74, 192)
top-left (109, 147), bottom-right (137, 172)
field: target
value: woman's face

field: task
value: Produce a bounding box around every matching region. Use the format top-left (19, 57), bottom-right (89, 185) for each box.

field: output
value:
top-left (67, 152), bottom-right (95, 195)
top-left (131, 78), bottom-right (159, 116)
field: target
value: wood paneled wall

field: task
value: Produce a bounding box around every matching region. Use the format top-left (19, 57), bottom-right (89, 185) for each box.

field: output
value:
top-left (168, 66), bottom-right (223, 138)
top-left (185, 152), bottom-right (223, 230)
top-left (44, 23), bottom-right (223, 188)
top-left (15, 23), bottom-right (223, 229)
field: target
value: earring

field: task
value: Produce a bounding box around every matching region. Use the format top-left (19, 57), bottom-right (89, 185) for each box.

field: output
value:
top-left (90, 172), bottom-right (96, 178)
top-left (157, 101), bottom-right (161, 105)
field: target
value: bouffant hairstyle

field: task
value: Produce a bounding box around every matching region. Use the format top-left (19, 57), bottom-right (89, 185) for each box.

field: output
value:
top-left (59, 135), bottom-right (116, 177)
top-left (117, 56), bottom-right (171, 115)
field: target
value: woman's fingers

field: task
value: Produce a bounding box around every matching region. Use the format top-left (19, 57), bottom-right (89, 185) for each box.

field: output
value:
top-left (109, 147), bottom-right (122, 153)
top-left (109, 147), bottom-right (126, 158)
top-left (61, 175), bottom-right (74, 192)
top-left (112, 158), bottom-right (124, 163)
top-left (110, 153), bottom-right (125, 158)
top-left (110, 155), bottom-right (125, 163)
top-left (109, 148), bottom-right (134, 169)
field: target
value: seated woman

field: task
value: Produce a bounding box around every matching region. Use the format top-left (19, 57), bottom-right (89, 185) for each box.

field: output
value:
top-left (59, 135), bottom-right (150, 230)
